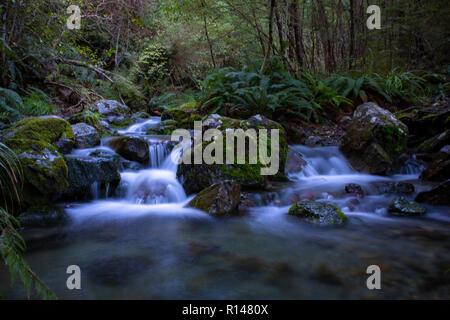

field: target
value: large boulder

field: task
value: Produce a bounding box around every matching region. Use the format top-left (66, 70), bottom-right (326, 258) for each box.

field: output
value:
top-left (288, 201), bottom-right (348, 225)
top-left (63, 154), bottom-right (121, 200)
top-left (90, 100), bottom-right (129, 116)
top-left (188, 181), bottom-right (241, 217)
top-left (177, 115), bottom-right (289, 194)
top-left (4, 139), bottom-right (69, 207)
top-left (72, 123), bottom-right (101, 149)
top-left (1, 116), bottom-right (75, 145)
top-left (108, 136), bottom-right (149, 164)
top-left (415, 180), bottom-right (450, 206)
top-left (340, 103), bottom-right (408, 175)
top-left (389, 197), bottom-right (427, 216)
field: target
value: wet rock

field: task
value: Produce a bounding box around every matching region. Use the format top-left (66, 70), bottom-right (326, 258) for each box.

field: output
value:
top-left (389, 197), bottom-right (427, 216)
top-left (285, 148), bottom-right (306, 174)
top-left (188, 181), bottom-right (241, 217)
top-left (371, 181), bottom-right (415, 195)
top-left (55, 138), bottom-right (75, 154)
top-left (18, 206), bottom-right (68, 228)
top-left (63, 155), bottom-right (121, 200)
top-left (420, 153), bottom-right (450, 182)
top-left (345, 184), bottom-right (365, 197)
top-left (288, 201), bottom-right (348, 225)
top-left (415, 180), bottom-right (450, 206)
top-left (108, 136), bottom-right (149, 164)
top-left (90, 99), bottom-right (130, 116)
top-left (72, 123), bottom-right (101, 149)
top-left (340, 102), bottom-right (408, 175)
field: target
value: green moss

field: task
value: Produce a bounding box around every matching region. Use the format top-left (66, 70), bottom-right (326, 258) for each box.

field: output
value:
top-left (4, 117), bottom-right (74, 144)
top-left (375, 124), bottom-right (407, 156)
top-left (4, 138), bottom-right (69, 194)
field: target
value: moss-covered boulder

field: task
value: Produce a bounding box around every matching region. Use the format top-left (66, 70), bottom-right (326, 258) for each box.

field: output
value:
top-left (177, 115), bottom-right (289, 194)
top-left (288, 201), bottom-right (348, 225)
top-left (389, 197), bottom-right (427, 216)
top-left (4, 139), bottom-right (69, 207)
top-left (2, 116), bottom-right (75, 145)
top-left (415, 180), bottom-right (450, 206)
top-left (108, 136), bottom-right (149, 164)
top-left (188, 181), bottom-right (241, 217)
top-left (340, 102), bottom-right (409, 175)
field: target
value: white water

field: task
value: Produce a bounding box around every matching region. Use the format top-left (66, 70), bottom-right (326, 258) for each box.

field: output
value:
top-left (118, 117), bottom-right (162, 134)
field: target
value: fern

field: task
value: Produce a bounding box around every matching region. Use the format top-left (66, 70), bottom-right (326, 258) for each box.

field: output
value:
top-left (0, 143), bottom-right (56, 300)
top-left (0, 87), bottom-right (23, 122)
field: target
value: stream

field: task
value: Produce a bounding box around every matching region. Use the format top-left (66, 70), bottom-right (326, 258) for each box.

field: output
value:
top-left (0, 118), bottom-right (449, 299)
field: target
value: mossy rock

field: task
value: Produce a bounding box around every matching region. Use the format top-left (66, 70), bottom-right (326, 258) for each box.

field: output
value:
top-left (4, 138), bottom-right (69, 207)
top-left (177, 115), bottom-right (289, 194)
top-left (188, 181), bottom-right (241, 217)
top-left (2, 116), bottom-right (75, 145)
top-left (340, 103), bottom-right (408, 175)
top-left (161, 109), bottom-right (202, 130)
top-left (288, 201), bottom-right (348, 225)
top-left (389, 197), bottom-right (427, 216)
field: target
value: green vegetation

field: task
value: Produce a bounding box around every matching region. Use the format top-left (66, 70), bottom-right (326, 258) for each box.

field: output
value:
top-left (0, 142), bottom-right (56, 299)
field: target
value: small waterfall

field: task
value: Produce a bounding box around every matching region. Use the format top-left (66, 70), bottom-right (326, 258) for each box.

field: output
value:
top-left (290, 146), bottom-right (354, 179)
top-left (148, 141), bottom-right (171, 168)
top-left (119, 117), bottom-right (161, 134)
top-left (91, 182), bottom-right (100, 199)
top-left (121, 170), bottom-right (186, 204)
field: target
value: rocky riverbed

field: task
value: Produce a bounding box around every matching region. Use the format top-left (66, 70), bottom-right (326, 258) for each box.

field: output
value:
top-left (0, 100), bottom-right (448, 299)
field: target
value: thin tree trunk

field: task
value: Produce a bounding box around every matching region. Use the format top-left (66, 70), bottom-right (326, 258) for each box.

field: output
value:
top-left (260, 0), bottom-right (276, 73)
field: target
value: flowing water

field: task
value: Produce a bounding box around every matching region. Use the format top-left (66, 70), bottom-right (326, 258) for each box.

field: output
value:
top-left (1, 119), bottom-right (449, 299)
